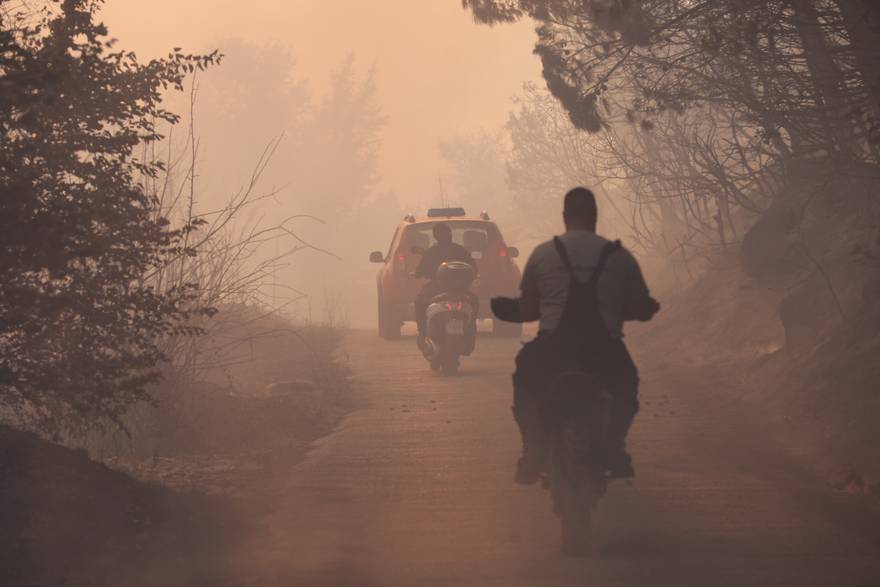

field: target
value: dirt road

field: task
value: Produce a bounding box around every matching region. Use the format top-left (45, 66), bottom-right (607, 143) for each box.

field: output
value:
top-left (228, 328), bottom-right (880, 586)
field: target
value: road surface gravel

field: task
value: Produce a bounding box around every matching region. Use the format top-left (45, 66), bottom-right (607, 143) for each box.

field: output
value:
top-left (229, 328), bottom-right (880, 586)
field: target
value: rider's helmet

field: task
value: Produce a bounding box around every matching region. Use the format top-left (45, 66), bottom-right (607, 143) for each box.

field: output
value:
top-left (435, 261), bottom-right (475, 293)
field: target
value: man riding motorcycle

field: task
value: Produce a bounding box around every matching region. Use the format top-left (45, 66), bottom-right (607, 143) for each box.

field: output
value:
top-left (492, 187), bottom-right (660, 484)
top-left (414, 223), bottom-right (477, 348)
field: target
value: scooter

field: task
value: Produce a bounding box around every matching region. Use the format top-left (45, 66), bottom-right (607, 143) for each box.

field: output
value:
top-left (421, 261), bottom-right (478, 375)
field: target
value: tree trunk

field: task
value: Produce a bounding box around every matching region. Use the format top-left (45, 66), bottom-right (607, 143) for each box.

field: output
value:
top-left (834, 0), bottom-right (880, 153)
top-left (790, 0), bottom-right (855, 162)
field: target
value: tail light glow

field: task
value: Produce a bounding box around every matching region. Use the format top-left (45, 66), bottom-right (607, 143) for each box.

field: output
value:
top-left (393, 251), bottom-right (407, 275)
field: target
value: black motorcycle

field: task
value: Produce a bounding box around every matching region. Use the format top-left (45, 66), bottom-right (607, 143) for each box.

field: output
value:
top-left (421, 261), bottom-right (477, 375)
top-left (544, 369), bottom-right (613, 556)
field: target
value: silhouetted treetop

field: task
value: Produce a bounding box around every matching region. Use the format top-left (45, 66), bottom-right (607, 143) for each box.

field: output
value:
top-left (0, 0), bottom-right (220, 432)
top-left (464, 0), bottom-right (880, 153)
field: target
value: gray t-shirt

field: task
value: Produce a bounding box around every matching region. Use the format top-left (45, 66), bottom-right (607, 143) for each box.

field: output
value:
top-left (520, 231), bottom-right (652, 337)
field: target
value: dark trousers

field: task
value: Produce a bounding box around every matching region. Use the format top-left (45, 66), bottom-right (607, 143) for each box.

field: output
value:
top-left (512, 334), bottom-right (640, 457)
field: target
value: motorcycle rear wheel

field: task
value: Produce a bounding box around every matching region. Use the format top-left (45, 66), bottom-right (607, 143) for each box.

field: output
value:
top-left (439, 355), bottom-right (459, 376)
top-left (552, 429), bottom-right (603, 557)
top-left (560, 481), bottom-right (594, 556)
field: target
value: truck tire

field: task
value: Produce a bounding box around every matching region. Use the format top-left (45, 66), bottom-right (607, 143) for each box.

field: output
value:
top-left (378, 293), bottom-right (401, 340)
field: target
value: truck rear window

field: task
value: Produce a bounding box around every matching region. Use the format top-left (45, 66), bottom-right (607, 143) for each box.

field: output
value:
top-left (404, 222), bottom-right (498, 254)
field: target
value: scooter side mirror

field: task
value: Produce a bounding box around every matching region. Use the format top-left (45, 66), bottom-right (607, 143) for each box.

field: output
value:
top-left (507, 246), bottom-right (520, 258)
top-left (369, 251), bottom-right (384, 263)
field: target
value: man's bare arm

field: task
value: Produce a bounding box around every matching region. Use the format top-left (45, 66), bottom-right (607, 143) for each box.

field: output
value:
top-left (518, 288), bottom-right (540, 322)
top-left (620, 250), bottom-right (660, 321)
top-left (491, 246), bottom-right (540, 323)
top-left (514, 249), bottom-right (541, 322)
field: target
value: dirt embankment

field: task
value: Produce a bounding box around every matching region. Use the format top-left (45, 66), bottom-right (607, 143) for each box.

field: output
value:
top-left (635, 205), bottom-right (880, 491)
top-left (1, 319), bottom-right (355, 586)
top-left (0, 424), bottom-right (244, 587)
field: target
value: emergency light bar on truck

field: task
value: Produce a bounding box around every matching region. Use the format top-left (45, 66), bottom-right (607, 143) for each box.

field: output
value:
top-left (426, 207), bottom-right (466, 218)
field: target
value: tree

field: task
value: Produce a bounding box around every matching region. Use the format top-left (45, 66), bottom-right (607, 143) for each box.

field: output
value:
top-left (464, 1), bottom-right (880, 258)
top-left (464, 1), bottom-right (879, 163)
top-left (277, 56), bottom-right (387, 325)
top-left (300, 55), bottom-right (386, 219)
top-left (195, 38), bottom-right (310, 204)
top-left (169, 44), bottom-right (387, 326)
top-left (504, 84), bottom-right (618, 238)
top-left (0, 0), bottom-right (219, 432)
top-left (439, 129), bottom-right (511, 217)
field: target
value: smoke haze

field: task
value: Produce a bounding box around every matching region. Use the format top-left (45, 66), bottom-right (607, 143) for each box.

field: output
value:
top-left (95, 1), bottom-right (543, 325)
top-left (100, 1), bottom-right (542, 205)
top-left (5, 2), bottom-right (880, 584)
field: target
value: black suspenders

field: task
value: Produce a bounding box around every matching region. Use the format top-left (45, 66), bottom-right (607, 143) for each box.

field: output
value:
top-left (553, 236), bottom-right (622, 284)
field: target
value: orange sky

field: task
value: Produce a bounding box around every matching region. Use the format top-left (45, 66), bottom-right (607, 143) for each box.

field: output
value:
top-left (100, 0), bottom-right (543, 203)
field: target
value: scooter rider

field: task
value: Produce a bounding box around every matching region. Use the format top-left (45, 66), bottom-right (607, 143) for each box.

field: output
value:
top-left (414, 223), bottom-right (477, 347)
top-left (492, 187), bottom-right (660, 484)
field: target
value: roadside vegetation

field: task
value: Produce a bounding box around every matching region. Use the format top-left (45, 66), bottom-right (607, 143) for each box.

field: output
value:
top-left (0, 2), bottom-right (355, 581)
